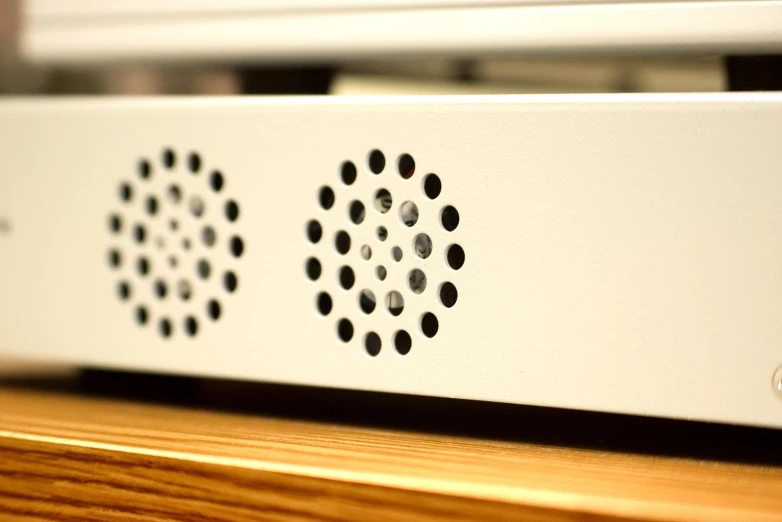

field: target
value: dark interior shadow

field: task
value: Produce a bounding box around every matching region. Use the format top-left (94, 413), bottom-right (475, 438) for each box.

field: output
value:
top-left (2, 368), bottom-right (782, 467)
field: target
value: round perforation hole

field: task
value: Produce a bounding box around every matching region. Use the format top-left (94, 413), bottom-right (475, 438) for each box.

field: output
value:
top-left (413, 233), bottom-right (432, 259)
top-left (307, 220), bottom-right (323, 243)
top-left (317, 292), bottom-right (333, 315)
top-left (439, 282), bottom-right (458, 308)
top-left (335, 231), bottom-right (351, 255)
top-left (386, 291), bottom-right (404, 316)
top-left (376, 226), bottom-right (388, 242)
top-left (339, 266), bottom-right (356, 290)
top-left (188, 153), bottom-right (201, 173)
top-left (159, 318), bottom-right (173, 338)
top-left (341, 161), bottom-right (357, 185)
top-left (423, 174), bottom-right (441, 199)
top-left (441, 205), bottom-right (460, 232)
top-left (139, 160), bottom-right (151, 180)
top-left (446, 244), bottom-right (465, 270)
top-left (306, 258), bottom-right (322, 281)
top-left (408, 269), bottom-right (427, 294)
top-left (369, 150), bottom-right (385, 174)
top-left (320, 186), bottom-right (335, 210)
top-left (162, 149), bottom-right (176, 169)
top-left (364, 332), bottom-right (381, 356)
top-left (109, 214), bottom-right (122, 234)
top-left (360, 245), bottom-right (372, 260)
top-left (349, 200), bottom-right (366, 225)
top-left (374, 189), bottom-right (393, 214)
top-left (400, 201), bottom-right (419, 227)
top-left (185, 316), bottom-right (198, 336)
top-left (108, 249), bottom-right (122, 269)
top-left (397, 153), bottom-right (415, 179)
top-left (337, 318), bottom-right (354, 342)
top-left (359, 290), bottom-right (376, 314)
top-left (394, 330), bottom-right (412, 355)
top-left (421, 312), bottom-right (439, 338)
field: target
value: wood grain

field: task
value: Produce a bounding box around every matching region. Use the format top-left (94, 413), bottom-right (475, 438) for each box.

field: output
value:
top-left (0, 388), bottom-right (781, 521)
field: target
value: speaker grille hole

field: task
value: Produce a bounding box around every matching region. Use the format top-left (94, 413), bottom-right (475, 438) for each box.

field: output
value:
top-left (441, 205), bottom-right (460, 232)
top-left (230, 236), bottom-right (244, 258)
top-left (118, 281), bottom-right (131, 300)
top-left (338, 319), bottom-right (354, 342)
top-left (374, 189), bottom-right (392, 214)
top-left (225, 200), bottom-right (239, 222)
top-left (439, 282), bottom-right (458, 308)
top-left (185, 316), bottom-right (198, 336)
top-left (109, 214), bottom-right (122, 233)
top-left (136, 306), bottom-right (148, 325)
top-left (446, 244), bottom-right (465, 270)
top-left (408, 269), bottom-right (427, 294)
top-left (365, 332), bottom-right (382, 356)
top-left (160, 318), bottom-right (173, 338)
top-left (207, 299), bottom-right (221, 321)
top-left (423, 174), bottom-right (441, 199)
top-left (224, 271), bottom-right (238, 293)
top-left (394, 330), bottom-right (412, 355)
top-left (339, 266), bottom-right (356, 290)
top-left (386, 291), bottom-right (404, 316)
top-left (335, 231), bottom-right (351, 255)
top-left (421, 312), bottom-right (439, 338)
top-left (305, 148), bottom-right (464, 358)
top-left (306, 258), bottom-right (322, 281)
top-left (108, 249), bottom-right (122, 268)
top-left (397, 153), bottom-right (415, 180)
top-left (349, 200), bottom-right (366, 225)
top-left (188, 153), bottom-right (201, 173)
top-left (400, 201), bottom-right (419, 227)
top-left (413, 233), bottom-right (432, 259)
top-left (210, 171), bottom-right (224, 192)
top-left (359, 289), bottom-right (376, 314)
top-left (369, 149), bottom-right (385, 174)
top-left (307, 220), bottom-right (323, 243)
top-left (163, 149), bottom-right (175, 169)
top-left (110, 148), bottom-right (244, 338)
top-left (341, 161), bottom-right (357, 185)
top-left (320, 186), bottom-right (335, 210)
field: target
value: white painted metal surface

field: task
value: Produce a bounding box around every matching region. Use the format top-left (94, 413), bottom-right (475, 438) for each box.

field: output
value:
top-left (22, 1), bottom-right (782, 64)
top-left (1, 94), bottom-right (782, 428)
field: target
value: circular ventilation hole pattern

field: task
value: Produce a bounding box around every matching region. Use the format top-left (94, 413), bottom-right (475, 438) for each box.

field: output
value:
top-left (108, 147), bottom-right (245, 339)
top-left (305, 148), bottom-right (464, 358)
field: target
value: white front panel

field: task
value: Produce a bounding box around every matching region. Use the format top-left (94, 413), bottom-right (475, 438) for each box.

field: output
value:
top-left (1, 94), bottom-right (781, 428)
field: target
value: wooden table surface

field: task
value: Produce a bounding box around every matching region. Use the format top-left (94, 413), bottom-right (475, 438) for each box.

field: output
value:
top-left (1, 382), bottom-right (782, 521)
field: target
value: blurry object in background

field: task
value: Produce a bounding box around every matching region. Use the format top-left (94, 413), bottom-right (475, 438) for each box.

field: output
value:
top-left (20, 0), bottom-right (782, 64)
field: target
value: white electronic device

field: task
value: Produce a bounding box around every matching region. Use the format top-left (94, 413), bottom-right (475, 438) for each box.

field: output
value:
top-left (22, 0), bottom-right (782, 64)
top-left (1, 94), bottom-right (782, 428)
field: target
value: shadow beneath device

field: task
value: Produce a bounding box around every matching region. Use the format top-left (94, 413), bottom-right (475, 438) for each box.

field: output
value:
top-left (2, 368), bottom-right (782, 466)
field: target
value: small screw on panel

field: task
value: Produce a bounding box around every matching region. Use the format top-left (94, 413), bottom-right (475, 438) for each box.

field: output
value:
top-left (774, 367), bottom-right (782, 400)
